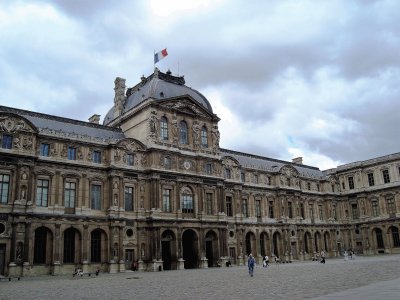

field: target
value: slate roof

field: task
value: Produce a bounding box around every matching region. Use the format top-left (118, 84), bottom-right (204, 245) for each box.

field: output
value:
top-left (104, 68), bottom-right (213, 125)
top-left (221, 148), bottom-right (326, 180)
top-left (0, 105), bottom-right (125, 143)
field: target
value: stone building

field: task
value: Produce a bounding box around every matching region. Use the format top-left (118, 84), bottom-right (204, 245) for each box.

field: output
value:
top-left (0, 68), bottom-right (400, 277)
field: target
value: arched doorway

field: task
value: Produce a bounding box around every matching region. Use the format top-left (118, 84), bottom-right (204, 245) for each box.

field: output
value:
top-left (182, 229), bottom-right (198, 269)
top-left (33, 226), bottom-right (53, 267)
top-left (245, 231), bottom-right (256, 256)
top-left (374, 228), bottom-right (384, 251)
top-left (90, 229), bottom-right (107, 265)
top-left (272, 232), bottom-right (281, 258)
top-left (304, 232), bottom-right (312, 257)
top-left (388, 226), bottom-right (400, 249)
top-left (63, 227), bottom-right (81, 264)
top-left (205, 230), bottom-right (218, 267)
top-left (260, 232), bottom-right (269, 256)
top-left (162, 230), bottom-right (176, 270)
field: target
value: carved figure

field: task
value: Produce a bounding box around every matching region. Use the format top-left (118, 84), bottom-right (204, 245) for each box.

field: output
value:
top-left (192, 120), bottom-right (200, 146)
top-left (149, 110), bottom-right (158, 135)
top-left (211, 125), bottom-right (220, 149)
top-left (171, 113), bottom-right (178, 142)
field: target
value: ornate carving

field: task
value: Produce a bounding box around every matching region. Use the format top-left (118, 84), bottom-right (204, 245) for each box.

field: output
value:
top-left (192, 120), bottom-right (200, 147)
top-left (171, 113), bottom-right (178, 143)
top-left (0, 117), bottom-right (33, 133)
top-left (212, 125), bottom-right (220, 150)
top-left (149, 110), bottom-right (158, 137)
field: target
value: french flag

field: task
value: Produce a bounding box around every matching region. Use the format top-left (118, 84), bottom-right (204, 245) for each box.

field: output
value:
top-left (154, 48), bottom-right (168, 64)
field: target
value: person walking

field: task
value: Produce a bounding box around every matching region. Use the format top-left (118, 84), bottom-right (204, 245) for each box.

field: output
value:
top-left (320, 250), bottom-right (326, 264)
top-left (248, 253), bottom-right (255, 277)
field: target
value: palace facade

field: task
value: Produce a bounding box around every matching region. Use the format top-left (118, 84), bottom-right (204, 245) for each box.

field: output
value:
top-left (1, 68), bottom-right (400, 277)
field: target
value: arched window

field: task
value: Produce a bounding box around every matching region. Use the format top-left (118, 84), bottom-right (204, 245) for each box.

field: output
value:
top-left (160, 117), bottom-right (168, 140)
top-left (201, 126), bottom-right (208, 147)
top-left (181, 188), bottom-right (193, 214)
top-left (34, 227), bottom-right (47, 264)
top-left (179, 121), bottom-right (188, 144)
top-left (91, 229), bottom-right (102, 262)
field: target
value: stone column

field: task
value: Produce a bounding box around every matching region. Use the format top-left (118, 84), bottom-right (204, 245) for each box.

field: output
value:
top-left (52, 223), bottom-right (62, 275)
top-left (82, 224), bottom-right (89, 273)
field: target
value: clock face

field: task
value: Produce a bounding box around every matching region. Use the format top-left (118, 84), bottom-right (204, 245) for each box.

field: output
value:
top-left (183, 161), bottom-right (191, 170)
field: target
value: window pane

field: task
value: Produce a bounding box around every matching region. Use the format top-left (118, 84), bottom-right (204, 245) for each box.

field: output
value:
top-left (179, 121), bottom-right (188, 144)
top-left (125, 187), bottom-right (134, 211)
top-left (91, 185), bottom-right (101, 210)
top-left (40, 143), bottom-right (50, 156)
top-left (0, 174), bottom-right (10, 203)
top-left (93, 151), bottom-right (101, 163)
top-left (2, 135), bottom-right (13, 149)
top-left (36, 179), bottom-right (49, 207)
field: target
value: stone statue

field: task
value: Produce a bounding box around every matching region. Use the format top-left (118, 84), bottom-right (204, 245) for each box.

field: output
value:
top-left (212, 125), bottom-right (220, 150)
top-left (192, 120), bottom-right (200, 146)
top-left (149, 110), bottom-right (158, 136)
top-left (171, 113), bottom-right (178, 142)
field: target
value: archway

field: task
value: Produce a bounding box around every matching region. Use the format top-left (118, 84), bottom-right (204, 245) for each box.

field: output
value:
top-left (374, 228), bottom-right (384, 251)
top-left (33, 226), bottom-right (53, 266)
top-left (272, 231), bottom-right (282, 258)
top-left (388, 226), bottom-right (400, 248)
top-left (245, 231), bottom-right (256, 256)
top-left (90, 229), bottom-right (108, 265)
top-left (182, 229), bottom-right (198, 269)
top-left (205, 230), bottom-right (218, 267)
top-left (63, 227), bottom-right (81, 264)
top-left (260, 232), bottom-right (269, 256)
top-left (162, 230), bottom-right (176, 270)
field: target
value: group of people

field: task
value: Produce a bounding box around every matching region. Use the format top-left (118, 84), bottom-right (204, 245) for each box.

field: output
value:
top-left (247, 254), bottom-right (271, 277)
top-left (344, 249), bottom-right (355, 261)
top-left (73, 267), bottom-right (100, 277)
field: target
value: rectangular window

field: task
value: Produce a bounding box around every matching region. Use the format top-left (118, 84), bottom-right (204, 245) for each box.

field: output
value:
top-left (242, 199), bottom-right (248, 217)
top-left (367, 173), bottom-right (375, 186)
top-left (268, 201), bottom-right (274, 218)
top-left (307, 182), bottom-right (311, 190)
top-left (2, 134), bottom-right (13, 149)
top-left (67, 147), bottom-right (76, 160)
top-left (182, 194), bottom-right (193, 213)
top-left (348, 176), bottom-right (354, 189)
top-left (387, 197), bottom-right (396, 214)
top-left (164, 157), bottom-right (171, 169)
top-left (319, 205), bottom-right (323, 220)
top-left (93, 151), bottom-right (102, 164)
top-left (317, 184), bottom-right (320, 192)
top-left (206, 193), bottom-right (213, 215)
top-left (36, 179), bottom-right (49, 207)
top-left (224, 168), bottom-right (231, 179)
top-left (288, 202), bottom-right (293, 218)
top-left (127, 154), bottom-right (134, 166)
top-left (0, 174), bottom-right (10, 203)
top-left (64, 182), bottom-right (76, 208)
top-left (125, 186), bottom-right (134, 211)
top-left (205, 163), bottom-right (212, 175)
top-left (91, 184), bottom-right (101, 210)
top-left (40, 143), bottom-right (50, 156)
top-left (226, 196), bottom-right (233, 216)
top-left (241, 172), bottom-right (245, 182)
top-left (309, 204), bottom-right (314, 219)
top-left (351, 203), bottom-right (359, 219)
top-left (383, 169), bottom-right (390, 184)
top-left (255, 200), bottom-right (261, 218)
top-left (372, 200), bottom-right (379, 217)
top-left (254, 174), bottom-right (258, 184)
top-left (300, 203), bottom-right (305, 218)
top-left (162, 189), bottom-right (171, 212)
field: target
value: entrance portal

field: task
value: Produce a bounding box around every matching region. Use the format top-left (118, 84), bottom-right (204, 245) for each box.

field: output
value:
top-left (182, 229), bottom-right (198, 269)
top-left (162, 241), bottom-right (172, 270)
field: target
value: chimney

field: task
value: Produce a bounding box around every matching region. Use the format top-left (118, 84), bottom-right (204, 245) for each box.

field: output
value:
top-left (292, 157), bottom-right (303, 164)
top-left (89, 114), bottom-right (101, 124)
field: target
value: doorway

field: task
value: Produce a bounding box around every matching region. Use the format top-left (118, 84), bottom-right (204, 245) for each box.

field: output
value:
top-left (182, 229), bottom-right (198, 269)
top-left (125, 249), bottom-right (134, 270)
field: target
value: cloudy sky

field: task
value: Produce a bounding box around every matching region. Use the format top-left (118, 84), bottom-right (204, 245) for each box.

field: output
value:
top-left (1, 0), bottom-right (400, 170)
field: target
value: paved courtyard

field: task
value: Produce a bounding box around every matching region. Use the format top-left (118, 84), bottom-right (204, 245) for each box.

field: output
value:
top-left (2, 255), bottom-right (400, 300)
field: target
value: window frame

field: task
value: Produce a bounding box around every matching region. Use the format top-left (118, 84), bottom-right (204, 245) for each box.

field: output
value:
top-left (125, 186), bottom-right (134, 212)
top-left (1, 134), bottom-right (13, 149)
top-left (64, 181), bottom-right (76, 208)
top-left (91, 184), bottom-right (102, 210)
top-left (160, 116), bottom-right (169, 140)
top-left (67, 146), bottom-right (76, 160)
top-left (40, 143), bottom-right (50, 156)
top-left (382, 169), bottom-right (390, 184)
top-left (201, 126), bottom-right (208, 147)
top-left (0, 174), bottom-right (10, 204)
top-left (93, 150), bottom-right (102, 164)
top-left (179, 121), bottom-right (188, 144)
top-left (36, 179), bottom-right (49, 207)
top-left (367, 172), bottom-right (375, 186)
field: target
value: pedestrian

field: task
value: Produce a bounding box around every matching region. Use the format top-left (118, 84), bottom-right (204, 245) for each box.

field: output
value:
top-left (248, 253), bottom-right (255, 277)
top-left (265, 255), bottom-right (269, 268)
top-left (320, 250), bottom-right (326, 264)
top-left (349, 250), bottom-right (353, 260)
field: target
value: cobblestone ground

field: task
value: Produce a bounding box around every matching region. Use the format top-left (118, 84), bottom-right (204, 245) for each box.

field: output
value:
top-left (2, 255), bottom-right (400, 300)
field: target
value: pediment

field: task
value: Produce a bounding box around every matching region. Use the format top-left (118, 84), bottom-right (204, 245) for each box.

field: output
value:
top-left (279, 165), bottom-right (299, 177)
top-left (158, 97), bottom-right (215, 120)
top-left (222, 156), bottom-right (240, 167)
top-left (0, 113), bottom-right (37, 133)
top-left (116, 138), bottom-right (146, 151)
